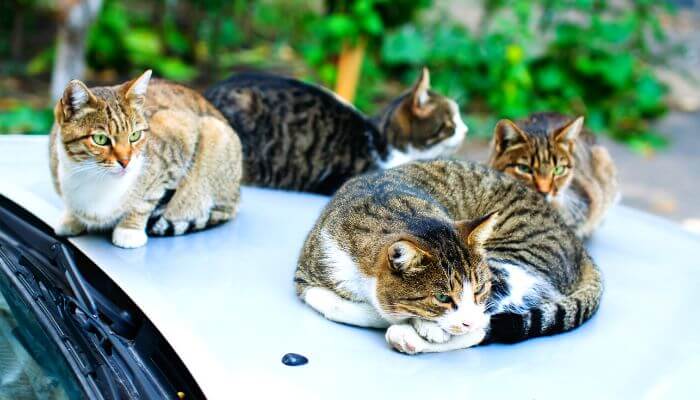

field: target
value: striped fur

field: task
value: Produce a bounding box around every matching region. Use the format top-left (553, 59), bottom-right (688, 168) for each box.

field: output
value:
top-left (204, 68), bottom-right (466, 195)
top-left (50, 71), bottom-right (242, 248)
top-left (296, 160), bottom-right (602, 353)
top-left (485, 252), bottom-right (601, 343)
top-left (488, 112), bottom-right (619, 239)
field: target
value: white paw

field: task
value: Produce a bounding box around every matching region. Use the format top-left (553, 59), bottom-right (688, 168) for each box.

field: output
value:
top-left (172, 220), bottom-right (189, 235)
top-left (150, 217), bottom-right (169, 235)
top-left (411, 319), bottom-right (451, 343)
top-left (385, 324), bottom-right (426, 355)
top-left (55, 214), bottom-right (86, 237)
top-left (112, 227), bottom-right (148, 248)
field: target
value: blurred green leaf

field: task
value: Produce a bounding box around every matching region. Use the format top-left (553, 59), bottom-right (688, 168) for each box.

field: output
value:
top-left (164, 22), bottom-right (191, 55)
top-left (636, 73), bottom-right (666, 111)
top-left (0, 106), bottom-right (53, 135)
top-left (155, 58), bottom-right (198, 81)
top-left (324, 14), bottom-right (357, 38)
top-left (26, 47), bottom-right (54, 76)
top-left (382, 25), bottom-right (428, 65)
top-left (430, 26), bottom-right (473, 65)
top-left (599, 54), bottom-right (634, 88)
top-left (219, 19), bottom-right (243, 47)
top-left (124, 28), bottom-right (163, 64)
top-left (536, 64), bottom-right (565, 90)
top-left (362, 12), bottom-right (384, 35)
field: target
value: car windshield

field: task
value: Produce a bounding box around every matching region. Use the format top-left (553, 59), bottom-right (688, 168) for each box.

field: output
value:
top-left (0, 272), bottom-right (81, 399)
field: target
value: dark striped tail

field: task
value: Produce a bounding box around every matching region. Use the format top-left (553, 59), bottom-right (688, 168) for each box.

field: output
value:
top-left (484, 253), bottom-right (603, 344)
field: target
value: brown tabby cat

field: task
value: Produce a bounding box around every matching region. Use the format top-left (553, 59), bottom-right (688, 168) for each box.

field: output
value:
top-left (205, 68), bottom-right (466, 194)
top-left (488, 112), bottom-right (619, 238)
top-left (295, 160), bottom-right (602, 354)
top-left (50, 70), bottom-right (242, 248)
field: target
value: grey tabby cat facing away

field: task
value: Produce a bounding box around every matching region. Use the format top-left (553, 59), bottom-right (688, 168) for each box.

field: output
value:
top-left (295, 160), bottom-right (602, 354)
top-left (488, 112), bottom-right (619, 239)
top-left (205, 68), bottom-right (467, 194)
top-left (50, 70), bottom-right (242, 248)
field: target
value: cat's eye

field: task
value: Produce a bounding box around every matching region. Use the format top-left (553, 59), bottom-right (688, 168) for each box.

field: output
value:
top-left (435, 293), bottom-right (452, 303)
top-left (91, 133), bottom-right (109, 146)
top-left (553, 165), bottom-right (567, 176)
top-left (515, 164), bottom-right (532, 174)
top-left (129, 131), bottom-right (142, 143)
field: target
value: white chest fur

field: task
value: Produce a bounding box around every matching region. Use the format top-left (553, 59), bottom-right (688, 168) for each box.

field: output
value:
top-left (57, 144), bottom-right (144, 226)
top-left (319, 229), bottom-right (374, 301)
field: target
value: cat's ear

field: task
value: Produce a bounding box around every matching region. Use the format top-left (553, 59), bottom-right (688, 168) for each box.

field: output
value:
top-left (456, 211), bottom-right (499, 249)
top-left (122, 70), bottom-right (152, 106)
top-left (410, 67), bottom-right (435, 118)
top-left (553, 116), bottom-right (584, 143)
top-left (59, 80), bottom-right (98, 122)
top-left (387, 240), bottom-right (429, 275)
top-left (493, 119), bottom-right (528, 153)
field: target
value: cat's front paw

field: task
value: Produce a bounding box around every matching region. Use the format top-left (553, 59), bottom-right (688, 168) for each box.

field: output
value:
top-left (112, 227), bottom-right (148, 248)
top-left (55, 214), bottom-right (86, 237)
top-left (411, 319), bottom-right (451, 343)
top-left (386, 324), bottom-right (426, 355)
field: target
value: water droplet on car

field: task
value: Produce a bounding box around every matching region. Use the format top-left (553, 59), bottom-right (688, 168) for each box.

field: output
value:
top-left (282, 353), bottom-right (308, 366)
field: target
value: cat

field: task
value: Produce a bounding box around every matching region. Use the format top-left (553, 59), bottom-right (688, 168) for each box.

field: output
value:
top-left (49, 70), bottom-right (242, 248)
top-left (295, 160), bottom-right (602, 354)
top-left (488, 112), bottom-right (619, 239)
top-left (204, 67), bottom-right (467, 194)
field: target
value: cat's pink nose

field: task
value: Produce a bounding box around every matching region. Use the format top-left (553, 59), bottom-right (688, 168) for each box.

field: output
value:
top-left (118, 159), bottom-right (130, 168)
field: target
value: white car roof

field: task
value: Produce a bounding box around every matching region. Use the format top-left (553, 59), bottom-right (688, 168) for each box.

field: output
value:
top-left (1, 136), bottom-right (699, 399)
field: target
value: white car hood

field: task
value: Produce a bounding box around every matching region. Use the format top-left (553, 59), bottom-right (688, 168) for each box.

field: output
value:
top-left (1, 136), bottom-right (699, 400)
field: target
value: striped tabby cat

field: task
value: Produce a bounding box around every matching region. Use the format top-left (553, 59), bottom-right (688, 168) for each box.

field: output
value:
top-left (205, 68), bottom-right (466, 194)
top-left (488, 112), bottom-right (619, 239)
top-left (50, 70), bottom-right (242, 248)
top-left (295, 160), bottom-right (602, 354)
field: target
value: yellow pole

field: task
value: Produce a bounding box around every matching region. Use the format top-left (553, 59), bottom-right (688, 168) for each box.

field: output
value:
top-left (334, 37), bottom-right (366, 103)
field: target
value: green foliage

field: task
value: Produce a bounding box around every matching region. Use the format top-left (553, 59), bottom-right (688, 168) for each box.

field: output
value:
top-left (87, 1), bottom-right (198, 80)
top-left (380, 0), bottom-right (672, 148)
top-left (1, 0), bottom-right (676, 148)
top-left (300, 0), bottom-right (395, 88)
top-left (0, 104), bottom-right (53, 134)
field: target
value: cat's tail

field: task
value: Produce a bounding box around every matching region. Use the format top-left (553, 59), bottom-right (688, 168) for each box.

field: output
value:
top-left (484, 252), bottom-right (603, 344)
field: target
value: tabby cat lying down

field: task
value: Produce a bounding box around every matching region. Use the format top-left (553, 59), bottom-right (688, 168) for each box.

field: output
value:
top-left (205, 68), bottom-right (467, 194)
top-left (295, 160), bottom-right (602, 354)
top-left (50, 71), bottom-right (242, 248)
top-left (488, 112), bottom-right (619, 239)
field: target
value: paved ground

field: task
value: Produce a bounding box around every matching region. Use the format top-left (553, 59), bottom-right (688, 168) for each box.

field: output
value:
top-left (456, 111), bottom-right (700, 235)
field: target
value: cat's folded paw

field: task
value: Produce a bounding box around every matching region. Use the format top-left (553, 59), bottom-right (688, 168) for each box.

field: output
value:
top-left (411, 319), bottom-right (451, 343)
top-left (55, 214), bottom-right (86, 237)
top-left (112, 227), bottom-right (148, 248)
top-left (386, 324), bottom-right (426, 355)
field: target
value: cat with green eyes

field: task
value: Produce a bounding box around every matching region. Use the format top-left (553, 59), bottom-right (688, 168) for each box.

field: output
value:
top-left (488, 112), bottom-right (619, 239)
top-left (295, 160), bottom-right (602, 353)
top-left (49, 70), bottom-right (243, 248)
